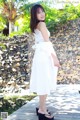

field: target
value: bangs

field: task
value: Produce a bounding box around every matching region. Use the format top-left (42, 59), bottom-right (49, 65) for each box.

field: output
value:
top-left (36, 7), bottom-right (45, 13)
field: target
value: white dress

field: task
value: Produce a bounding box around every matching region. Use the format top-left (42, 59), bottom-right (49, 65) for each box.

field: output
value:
top-left (29, 29), bottom-right (58, 95)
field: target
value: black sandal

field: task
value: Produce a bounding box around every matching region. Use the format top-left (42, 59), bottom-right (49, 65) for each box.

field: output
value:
top-left (38, 112), bottom-right (54, 120)
top-left (36, 107), bottom-right (51, 116)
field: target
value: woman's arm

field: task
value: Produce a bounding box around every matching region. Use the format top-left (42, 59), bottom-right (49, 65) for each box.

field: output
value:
top-left (51, 53), bottom-right (60, 67)
top-left (38, 22), bottom-right (55, 55)
top-left (38, 22), bottom-right (60, 67)
top-left (38, 22), bottom-right (51, 42)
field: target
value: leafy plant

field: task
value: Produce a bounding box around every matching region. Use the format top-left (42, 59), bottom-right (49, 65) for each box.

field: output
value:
top-left (0, 1), bottom-right (80, 37)
top-left (0, 118), bottom-right (2, 120)
top-left (0, 94), bottom-right (36, 115)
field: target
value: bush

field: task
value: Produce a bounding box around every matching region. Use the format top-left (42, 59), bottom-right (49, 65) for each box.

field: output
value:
top-left (0, 94), bottom-right (36, 115)
top-left (1, 3), bottom-right (80, 37)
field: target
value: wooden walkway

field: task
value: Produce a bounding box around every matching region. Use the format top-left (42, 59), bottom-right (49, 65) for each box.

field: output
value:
top-left (7, 84), bottom-right (80, 120)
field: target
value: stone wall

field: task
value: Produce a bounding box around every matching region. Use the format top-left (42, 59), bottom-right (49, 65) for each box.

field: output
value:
top-left (0, 18), bottom-right (80, 92)
top-left (0, 34), bottom-right (34, 92)
top-left (50, 18), bottom-right (80, 84)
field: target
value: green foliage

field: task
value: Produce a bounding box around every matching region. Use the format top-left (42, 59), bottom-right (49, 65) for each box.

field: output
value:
top-left (0, 33), bottom-right (8, 39)
top-left (0, 15), bottom-right (7, 31)
top-left (18, 3), bottom-right (80, 33)
top-left (15, 14), bottom-right (30, 33)
top-left (42, 3), bottom-right (59, 31)
top-left (42, 3), bottom-right (80, 31)
top-left (1, 2), bottom-right (80, 36)
top-left (9, 31), bottom-right (24, 38)
top-left (61, 4), bottom-right (79, 21)
top-left (0, 34), bottom-right (7, 50)
top-left (0, 42), bottom-right (6, 50)
top-left (14, 3), bottom-right (32, 33)
top-left (0, 94), bottom-right (36, 115)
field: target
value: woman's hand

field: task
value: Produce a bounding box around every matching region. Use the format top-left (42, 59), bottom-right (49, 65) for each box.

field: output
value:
top-left (51, 53), bottom-right (61, 67)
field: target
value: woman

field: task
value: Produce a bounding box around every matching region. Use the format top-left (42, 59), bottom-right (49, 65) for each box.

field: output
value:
top-left (29, 4), bottom-right (60, 120)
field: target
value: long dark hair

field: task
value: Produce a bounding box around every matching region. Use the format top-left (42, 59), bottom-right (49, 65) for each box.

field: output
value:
top-left (30, 4), bottom-right (45, 33)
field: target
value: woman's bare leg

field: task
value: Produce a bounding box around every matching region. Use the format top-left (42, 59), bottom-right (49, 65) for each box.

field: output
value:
top-left (38, 94), bottom-right (47, 113)
top-left (38, 94), bottom-right (53, 118)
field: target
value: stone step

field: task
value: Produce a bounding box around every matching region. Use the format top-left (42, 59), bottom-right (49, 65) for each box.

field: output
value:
top-left (6, 85), bottom-right (80, 120)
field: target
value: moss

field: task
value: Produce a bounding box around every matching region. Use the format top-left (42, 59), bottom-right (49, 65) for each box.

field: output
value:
top-left (0, 43), bottom-right (6, 50)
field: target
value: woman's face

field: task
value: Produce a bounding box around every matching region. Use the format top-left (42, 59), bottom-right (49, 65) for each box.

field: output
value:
top-left (36, 8), bottom-right (45, 21)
